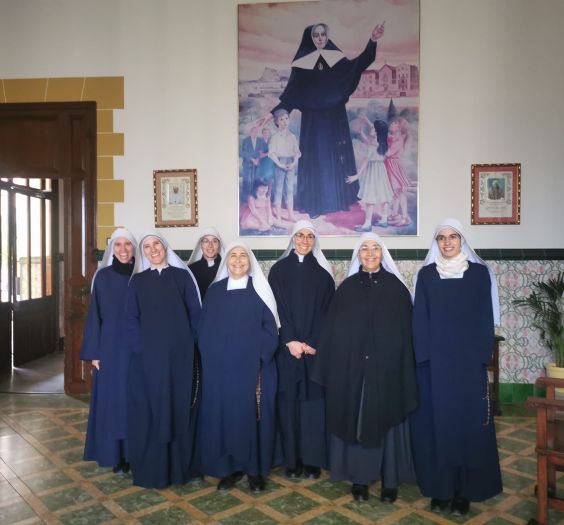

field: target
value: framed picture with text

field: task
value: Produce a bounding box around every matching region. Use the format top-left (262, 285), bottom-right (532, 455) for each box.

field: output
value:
top-left (471, 163), bottom-right (521, 225)
top-left (153, 169), bottom-right (198, 227)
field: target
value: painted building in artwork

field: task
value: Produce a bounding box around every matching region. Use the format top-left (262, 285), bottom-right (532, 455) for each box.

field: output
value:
top-left (352, 63), bottom-right (419, 98)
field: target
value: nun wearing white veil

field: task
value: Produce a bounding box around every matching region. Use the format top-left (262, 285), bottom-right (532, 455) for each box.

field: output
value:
top-left (125, 231), bottom-right (202, 489)
top-left (267, 220), bottom-right (335, 479)
top-left (313, 232), bottom-right (417, 502)
top-left (410, 218), bottom-right (502, 515)
top-left (198, 241), bottom-right (280, 493)
top-left (187, 227), bottom-right (226, 298)
top-left (81, 228), bottom-right (137, 472)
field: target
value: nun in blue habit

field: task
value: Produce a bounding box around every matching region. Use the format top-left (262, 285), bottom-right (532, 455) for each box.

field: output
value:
top-left (81, 228), bottom-right (137, 472)
top-left (267, 220), bottom-right (334, 479)
top-left (410, 218), bottom-right (502, 515)
top-left (198, 241), bottom-right (280, 493)
top-left (125, 231), bottom-right (202, 489)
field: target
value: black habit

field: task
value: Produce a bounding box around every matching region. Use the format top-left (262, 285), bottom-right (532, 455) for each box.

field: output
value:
top-left (188, 255), bottom-right (221, 299)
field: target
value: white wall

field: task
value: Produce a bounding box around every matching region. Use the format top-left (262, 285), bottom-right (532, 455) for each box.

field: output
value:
top-left (1, 0), bottom-right (563, 250)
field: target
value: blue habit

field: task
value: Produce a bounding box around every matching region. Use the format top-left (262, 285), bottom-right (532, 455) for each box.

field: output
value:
top-left (125, 266), bottom-right (201, 488)
top-left (268, 251), bottom-right (334, 469)
top-left (410, 262), bottom-right (502, 501)
top-left (81, 265), bottom-right (131, 468)
top-left (198, 277), bottom-right (279, 478)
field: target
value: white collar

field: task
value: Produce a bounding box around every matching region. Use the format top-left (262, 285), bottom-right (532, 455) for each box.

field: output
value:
top-left (291, 48), bottom-right (344, 69)
top-left (227, 275), bottom-right (249, 290)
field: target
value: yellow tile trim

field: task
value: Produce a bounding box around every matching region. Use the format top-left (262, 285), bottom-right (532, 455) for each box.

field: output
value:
top-left (97, 179), bottom-right (124, 203)
top-left (97, 203), bottom-right (115, 226)
top-left (98, 133), bottom-right (124, 157)
top-left (97, 226), bottom-right (118, 250)
top-left (97, 156), bottom-right (114, 180)
top-left (97, 110), bottom-right (114, 133)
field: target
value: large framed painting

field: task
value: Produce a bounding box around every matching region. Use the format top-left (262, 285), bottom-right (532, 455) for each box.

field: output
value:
top-left (238, 0), bottom-right (420, 236)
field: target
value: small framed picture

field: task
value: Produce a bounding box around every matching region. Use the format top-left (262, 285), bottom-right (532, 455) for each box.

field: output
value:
top-left (471, 163), bottom-right (521, 225)
top-left (153, 169), bottom-right (198, 227)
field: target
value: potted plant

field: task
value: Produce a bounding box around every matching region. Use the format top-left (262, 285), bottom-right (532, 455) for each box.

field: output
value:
top-left (513, 272), bottom-right (564, 384)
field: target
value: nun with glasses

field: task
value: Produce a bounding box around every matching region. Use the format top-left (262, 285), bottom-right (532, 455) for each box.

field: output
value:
top-left (81, 228), bottom-right (137, 473)
top-left (313, 232), bottom-right (417, 502)
top-left (410, 218), bottom-right (502, 515)
top-left (267, 220), bottom-right (334, 479)
top-left (125, 231), bottom-right (202, 489)
top-left (198, 241), bottom-right (280, 493)
top-left (187, 227), bottom-right (226, 299)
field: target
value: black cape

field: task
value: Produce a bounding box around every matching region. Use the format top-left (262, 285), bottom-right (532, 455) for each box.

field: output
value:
top-left (188, 255), bottom-right (221, 299)
top-left (313, 268), bottom-right (417, 448)
top-left (268, 251), bottom-right (334, 401)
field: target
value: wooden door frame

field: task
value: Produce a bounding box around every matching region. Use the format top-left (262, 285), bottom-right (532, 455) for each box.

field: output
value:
top-left (0, 101), bottom-right (97, 394)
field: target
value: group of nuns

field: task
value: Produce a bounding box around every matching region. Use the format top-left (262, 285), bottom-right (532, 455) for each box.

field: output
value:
top-left (81, 217), bottom-right (502, 515)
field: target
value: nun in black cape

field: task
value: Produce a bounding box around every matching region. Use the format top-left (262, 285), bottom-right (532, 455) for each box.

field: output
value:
top-left (409, 218), bottom-right (502, 513)
top-left (267, 220), bottom-right (334, 478)
top-left (187, 227), bottom-right (226, 299)
top-left (125, 231), bottom-right (202, 489)
top-left (313, 232), bottom-right (417, 502)
top-left (81, 228), bottom-right (137, 472)
top-left (198, 241), bottom-right (280, 492)
top-left (269, 22), bottom-right (384, 217)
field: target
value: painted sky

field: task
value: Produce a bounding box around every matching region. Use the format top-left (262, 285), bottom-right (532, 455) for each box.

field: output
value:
top-left (238, 0), bottom-right (419, 81)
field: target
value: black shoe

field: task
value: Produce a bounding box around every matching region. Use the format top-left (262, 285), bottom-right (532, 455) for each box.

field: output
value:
top-left (380, 487), bottom-right (398, 503)
top-left (430, 498), bottom-right (451, 512)
top-left (303, 465), bottom-right (321, 479)
top-left (248, 475), bottom-right (265, 492)
top-left (121, 461), bottom-right (130, 474)
top-left (451, 496), bottom-right (470, 515)
top-left (217, 471), bottom-right (244, 491)
top-left (112, 459), bottom-right (129, 474)
top-left (285, 465), bottom-right (303, 479)
top-left (351, 483), bottom-right (369, 501)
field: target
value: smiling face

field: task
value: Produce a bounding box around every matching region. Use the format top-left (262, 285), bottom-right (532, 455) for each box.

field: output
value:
top-left (312, 24), bottom-right (328, 49)
top-left (227, 246), bottom-right (250, 279)
top-left (113, 237), bottom-right (134, 264)
top-left (436, 227), bottom-right (462, 260)
top-left (201, 235), bottom-right (220, 261)
top-left (358, 240), bottom-right (382, 273)
top-left (143, 236), bottom-right (166, 268)
top-left (293, 228), bottom-right (315, 256)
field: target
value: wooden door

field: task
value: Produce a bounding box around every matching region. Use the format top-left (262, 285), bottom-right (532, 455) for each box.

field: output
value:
top-left (0, 102), bottom-right (96, 393)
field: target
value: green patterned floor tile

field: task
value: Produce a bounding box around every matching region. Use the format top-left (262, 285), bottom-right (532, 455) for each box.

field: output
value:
top-left (267, 492), bottom-right (319, 518)
top-left (304, 510), bottom-right (361, 525)
top-left (344, 498), bottom-right (399, 520)
top-left (189, 491), bottom-right (243, 515)
top-left (442, 505), bottom-right (480, 524)
top-left (44, 437), bottom-right (83, 452)
top-left (397, 482), bottom-right (423, 503)
top-left (0, 498), bottom-right (38, 523)
top-left (167, 478), bottom-right (213, 496)
top-left (0, 443), bottom-right (42, 461)
top-left (394, 513), bottom-right (439, 525)
top-left (17, 417), bottom-right (57, 431)
top-left (58, 411), bottom-right (89, 424)
top-left (75, 462), bottom-right (111, 479)
top-left (501, 471), bottom-right (535, 492)
top-left (92, 472), bottom-right (133, 494)
top-left (72, 421), bottom-right (88, 433)
top-left (480, 491), bottom-right (510, 507)
top-left (483, 518), bottom-right (520, 525)
top-left (59, 502), bottom-right (117, 525)
top-left (497, 436), bottom-right (531, 454)
top-left (40, 486), bottom-right (93, 511)
top-left (307, 479), bottom-right (351, 500)
top-left (507, 457), bottom-right (537, 476)
top-left (58, 448), bottom-right (85, 464)
top-left (139, 505), bottom-right (194, 525)
top-left (29, 426), bottom-right (71, 441)
top-left (498, 449), bottom-right (512, 461)
top-left (0, 480), bottom-right (19, 503)
top-left (508, 428), bottom-right (536, 442)
top-left (23, 469), bottom-right (72, 492)
top-left (506, 498), bottom-right (564, 524)
top-left (115, 489), bottom-right (167, 513)
top-left (221, 507), bottom-right (278, 525)
top-left (11, 412), bottom-right (44, 423)
top-left (9, 456), bottom-right (55, 476)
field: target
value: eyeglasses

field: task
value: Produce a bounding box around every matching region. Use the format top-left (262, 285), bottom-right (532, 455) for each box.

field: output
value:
top-left (294, 233), bottom-right (315, 242)
top-left (436, 234), bottom-right (460, 244)
top-left (201, 238), bottom-right (219, 246)
top-left (359, 245), bottom-right (381, 254)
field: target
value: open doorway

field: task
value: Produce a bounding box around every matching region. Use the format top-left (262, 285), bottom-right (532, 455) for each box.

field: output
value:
top-left (0, 102), bottom-right (97, 394)
top-left (0, 177), bottom-right (62, 392)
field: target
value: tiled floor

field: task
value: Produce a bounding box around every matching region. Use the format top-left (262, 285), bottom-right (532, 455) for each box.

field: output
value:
top-left (0, 394), bottom-right (562, 525)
